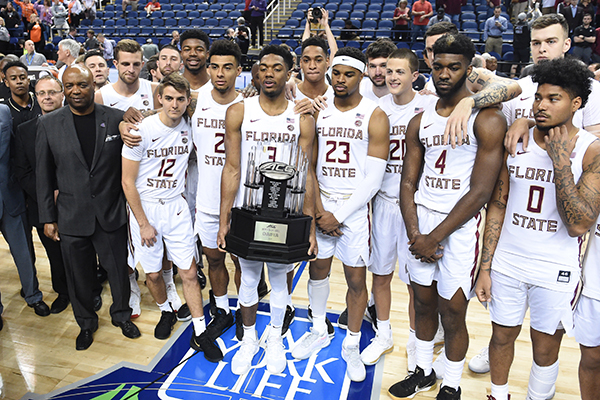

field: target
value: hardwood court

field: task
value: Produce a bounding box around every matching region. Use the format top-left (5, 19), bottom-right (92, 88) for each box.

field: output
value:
top-left (0, 235), bottom-right (582, 399)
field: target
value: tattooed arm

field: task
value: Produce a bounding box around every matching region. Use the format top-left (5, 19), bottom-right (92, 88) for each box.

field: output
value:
top-left (475, 151), bottom-right (509, 304)
top-left (546, 126), bottom-right (600, 237)
top-left (444, 67), bottom-right (521, 147)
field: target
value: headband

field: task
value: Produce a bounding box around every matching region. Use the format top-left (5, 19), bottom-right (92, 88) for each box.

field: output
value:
top-left (331, 55), bottom-right (366, 73)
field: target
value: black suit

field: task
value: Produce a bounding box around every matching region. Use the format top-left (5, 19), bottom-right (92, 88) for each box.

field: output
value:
top-left (14, 117), bottom-right (68, 299)
top-left (36, 104), bottom-right (130, 330)
top-left (559, 3), bottom-right (583, 35)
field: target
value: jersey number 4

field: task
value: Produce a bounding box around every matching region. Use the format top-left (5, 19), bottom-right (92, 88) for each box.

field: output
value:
top-left (435, 149), bottom-right (447, 174)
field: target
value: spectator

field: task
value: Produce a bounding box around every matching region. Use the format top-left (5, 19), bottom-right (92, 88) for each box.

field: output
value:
top-left (141, 37), bottom-right (158, 60)
top-left (145, 54), bottom-right (159, 81)
top-left (56, 38), bottom-right (79, 80)
top-left (485, 55), bottom-right (508, 76)
top-left (249, 0), bottom-right (265, 47)
top-left (121, 0), bottom-right (138, 16)
top-left (592, 27), bottom-right (600, 63)
top-left (144, 0), bottom-right (159, 17)
top-left (33, 0), bottom-right (52, 42)
top-left (67, 25), bottom-right (76, 40)
top-left (51, 0), bottom-right (68, 37)
top-left (588, 62), bottom-right (600, 79)
top-left (559, 0), bottom-right (582, 35)
top-left (540, 0), bottom-right (556, 14)
top-left (67, 0), bottom-right (82, 29)
top-left (26, 13), bottom-right (43, 53)
top-left (579, 0), bottom-right (593, 16)
top-left (82, 0), bottom-right (95, 21)
top-left (438, 0), bottom-right (463, 23)
top-left (83, 49), bottom-right (109, 89)
top-left (511, 12), bottom-right (531, 76)
top-left (20, 38), bottom-right (46, 65)
top-left (234, 16), bottom-right (250, 43)
top-left (483, 6), bottom-right (507, 55)
top-left (2, 2), bottom-right (22, 38)
top-left (340, 19), bottom-right (359, 40)
top-left (84, 29), bottom-right (99, 50)
top-left (14, 0), bottom-right (37, 27)
top-left (235, 20), bottom-right (250, 54)
top-left (573, 12), bottom-right (595, 64)
top-left (170, 29), bottom-right (179, 49)
top-left (0, 17), bottom-right (9, 54)
top-left (392, 0), bottom-right (411, 42)
top-left (512, 0), bottom-right (528, 23)
top-left (411, 0), bottom-right (433, 43)
top-left (427, 7), bottom-right (451, 27)
top-left (224, 27), bottom-right (235, 41)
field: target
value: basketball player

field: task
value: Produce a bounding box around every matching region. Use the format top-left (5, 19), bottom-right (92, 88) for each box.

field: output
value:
top-left (180, 29), bottom-right (211, 92)
top-left (292, 46), bottom-right (390, 383)
top-left (157, 44), bottom-right (182, 79)
top-left (475, 58), bottom-right (600, 400)
top-left (390, 33), bottom-right (507, 400)
top-left (218, 45), bottom-right (316, 376)
top-left (294, 36), bottom-right (334, 103)
top-left (361, 48), bottom-right (438, 370)
top-left (121, 73), bottom-right (222, 360)
top-left (360, 38), bottom-right (396, 102)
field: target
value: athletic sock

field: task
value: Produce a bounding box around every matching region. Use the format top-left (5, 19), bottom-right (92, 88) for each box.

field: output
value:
top-left (527, 360), bottom-right (559, 400)
top-left (343, 329), bottom-right (361, 348)
top-left (377, 319), bottom-right (392, 339)
top-left (368, 293), bottom-right (375, 307)
top-left (157, 300), bottom-right (172, 313)
top-left (243, 324), bottom-right (257, 341)
top-left (308, 277), bottom-right (329, 334)
top-left (441, 357), bottom-right (465, 390)
top-left (415, 337), bottom-right (435, 375)
top-left (162, 268), bottom-right (174, 286)
top-left (287, 292), bottom-right (293, 307)
top-left (408, 328), bottom-right (416, 346)
top-left (192, 316), bottom-right (206, 336)
top-left (491, 382), bottom-right (510, 400)
top-left (129, 272), bottom-right (139, 290)
top-left (214, 293), bottom-right (230, 314)
top-left (270, 325), bottom-right (282, 338)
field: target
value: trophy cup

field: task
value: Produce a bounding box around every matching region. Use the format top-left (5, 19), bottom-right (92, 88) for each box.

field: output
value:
top-left (225, 140), bottom-right (313, 263)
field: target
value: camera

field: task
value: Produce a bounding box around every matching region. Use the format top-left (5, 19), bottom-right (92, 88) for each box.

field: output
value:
top-left (310, 7), bottom-right (323, 23)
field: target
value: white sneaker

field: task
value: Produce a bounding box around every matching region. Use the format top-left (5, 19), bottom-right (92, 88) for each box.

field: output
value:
top-left (433, 346), bottom-right (446, 379)
top-left (266, 335), bottom-right (287, 374)
top-left (130, 280), bottom-right (141, 319)
top-left (291, 328), bottom-right (331, 360)
top-left (360, 332), bottom-right (394, 365)
top-left (342, 344), bottom-right (366, 382)
top-left (165, 282), bottom-right (182, 312)
top-left (468, 346), bottom-right (490, 374)
top-left (231, 335), bottom-right (259, 375)
top-left (433, 320), bottom-right (444, 348)
top-left (406, 340), bottom-right (417, 373)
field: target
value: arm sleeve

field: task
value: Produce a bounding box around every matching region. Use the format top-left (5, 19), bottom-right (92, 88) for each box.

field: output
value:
top-left (332, 156), bottom-right (386, 224)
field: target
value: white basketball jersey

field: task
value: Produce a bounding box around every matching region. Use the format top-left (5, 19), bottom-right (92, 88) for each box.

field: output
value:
top-left (502, 76), bottom-right (600, 129)
top-left (295, 84), bottom-right (335, 105)
top-left (494, 128), bottom-right (597, 291)
top-left (191, 81), bottom-right (213, 94)
top-left (316, 97), bottom-right (379, 194)
top-left (121, 114), bottom-right (191, 200)
top-left (378, 92), bottom-right (437, 200)
top-left (100, 78), bottom-right (154, 112)
top-left (235, 97), bottom-right (301, 207)
top-left (582, 220), bottom-right (600, 301)
top-left (193, 91), bottom-right (243, 214)
top-left (359, 78), bottom-right (384, 103)
top-left (414, 106), bottom-right (480, 214)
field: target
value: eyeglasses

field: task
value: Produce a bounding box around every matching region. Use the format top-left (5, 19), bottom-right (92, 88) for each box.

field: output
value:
top-left (35, 90), bottom-right (62, 97)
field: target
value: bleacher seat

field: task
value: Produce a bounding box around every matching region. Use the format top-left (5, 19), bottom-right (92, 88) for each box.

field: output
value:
top-left (163, 11), bottom-right (174, 18)
top-left (173, 4), bottom-right (183, 11)
top-left (325, 3), bottom-right (338, 12)
top-left (462, 21), bottom-right (477, 30)
top-left (295, 47), bottom-right (302, 55)
top-left (461, 12), bottom-right (476, 21)
top-left (178, 18), bottom-right (191, 26)
top-left (383, 4), bottom-right (396, 11)
top-left (150, 11), bottom-right (161, 18)
top-left (347, 40), bottom-right (360, 48)
top-left (396, 42), bottom-right (409, 49)
top-left (190, 18), bottom-right (203, 26)
top-left (365, 11), bottom-right (379, 19)
top-left (175, 11), bottom-right (187, 19)
top-left (462, 5), bottom-right (474, 11)
top-left (201, 11), bottom-right (214, 19)
top-left (339, 3), bottom-right (353, 11)
top-left (209, 28), bottom-right (225, 38)
top-left (155, 27), bottom-right (167, 35)
top-left (270, 39), bottom-right (282, 45)
top-left (105, 5), bottom-right (114, 11)
top-left (285, 39), bottom-right (298, 48)
top-left (476, 5), bottom-right (487, 13)
top-left (229, 10), bottom-right (242, 18)
top-left (104, 11), bottom-right (115, 19)
top-left (502, 51), bottom-right (513, 61)
top-left (331, 19), bottom-right (345, 28)
top-left (297, 3), bottom-right (309, 11)
top-left (184, 4), bottom-right (195, 11)
top-left (381, 11), bottom-right (394, 19)
top-left (221, 18), bottom-right (234, 27)
top-left (378, 20), bottom-right (393, 29)
top-left (351, 19), bottom-right (361, 28)
top-left (197, 3), bottom-right (209, 10)
top-left (165, 18), bottom-right (177, 26)
top-left (285, 18), bottom-right (300, 28)
top-left (350, 11), bottom-right (364, 19)
top-left (205, 18), bottom-right (219, 27)
top-left (502, 43), bottom-right (512, 54)
top-left (214, 10), bottom-right (227, 19)
top-left (375, 30), bottom-right (389, 38)
top-left (278, 28), bottom-right (293, 38)
top-left (140, 27), bottom-right (153, 35)
top-left (189, 10), bottom-right (200, 18)
top-left (223, 4), bottom-right (235, 10)
top-left (209, 4), bottom-right (221, 10)
top-left (488, 51), bottom-right (500, 59)
top-left (411, 42), bottom-right (425, 51)
top-left (153, 18), bottom-right (164, 26)
top-left (335, 11), bottom-right (350, 19)
top-left (292, 10), bottom-right (305, 18)
top-left (354, 4), bottom-right (367, 11)
top-left (161, 4), bottom-right (171, 10)
top-left (159, 38), bottom-right (171, 46)
top-left (465, 31), bottom-right (480, 41)
top-left (368, 4), bottom-right (382, 11)
top-left (502, 32), bottom-right (513, 42)
top-left (115, 18), bottom-right (126, 26)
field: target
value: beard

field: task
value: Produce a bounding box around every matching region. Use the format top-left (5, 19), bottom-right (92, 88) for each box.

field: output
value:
top-left (434, 70), bottom-right (468, 99)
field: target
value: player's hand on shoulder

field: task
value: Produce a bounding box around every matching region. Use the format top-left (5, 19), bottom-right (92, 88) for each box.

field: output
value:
top-left (119, 121), bottom-right (141, 148)
top-left (140, 223), bottom-right (158, 247)
top-left (294, 98), bottom-right (315, 115)
top-left (313, 95), bottom-right (328, 111)
top-left (123, 106), bottom-right (144, 124)
top-left (504, 117), bottom-right (532, 157)
top-left (444, 97), bottom-right (475, 148)
top-left (285, 79), bottom-right (297, 100)
top-left (408, 234), bottom-right (443, 263)
top-left (241, 83), bottom-right (258, 98)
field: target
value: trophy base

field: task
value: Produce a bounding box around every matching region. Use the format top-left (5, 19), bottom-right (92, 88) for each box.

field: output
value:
top-left (225, 207), bottom-right (313, 264)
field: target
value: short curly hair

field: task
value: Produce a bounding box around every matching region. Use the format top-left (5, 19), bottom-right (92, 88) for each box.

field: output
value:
top-left (532, 58), bottom-right (594, 108)
top-left (259, 44), bottom-right (294, 71)
top-left (431, 33), bottom-right (475, 64)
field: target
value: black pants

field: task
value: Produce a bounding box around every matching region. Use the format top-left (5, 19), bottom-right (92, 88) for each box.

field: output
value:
top-left (250, 15), bottom-right (264, 47)
top-left (60, 222), bottom-right (130, 330)
top-left (392, 24), bottom-right (410, 42)
top-left (34, 223), bottom-right (69, 297)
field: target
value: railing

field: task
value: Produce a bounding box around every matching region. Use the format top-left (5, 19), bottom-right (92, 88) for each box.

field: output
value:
top-left (264, 0), bottom-right (292, 44)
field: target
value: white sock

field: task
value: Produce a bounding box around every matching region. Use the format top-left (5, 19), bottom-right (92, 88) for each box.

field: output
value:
top-left (527, 360), bottom-right (559, 400)
top-left (157, 300), bottom-right (172, 313)
top-left (192, 316), bottom-right (205, 336)
top-left (308, 277), bottom-right (329, 334)
top-left (377, 319), bottom-right (392, 339)
top-left (415, 337), bottom-right (435, 375)
top-left (441, 357), bottom-right (465, 390)
top-left (491, 382), bottom-right (510, 400)
top-left (343, 330), bottom-right (361, 348)
top-left (214, 293), bottom-right (230, 313)
top-left (243, 323), bottom-right (257, 341)
top-left (408, 328), bottom-right (416, 346)
top-left (269, 325), bottom-right (282, 338)
top-left (287, 292), bottom-right (293, 306)
top-left (129, 272), bottom-right (139, 291)
top-left (162, 268), bottom-right (174, 286)
top-left (368, 293), bottom-right (375, 307)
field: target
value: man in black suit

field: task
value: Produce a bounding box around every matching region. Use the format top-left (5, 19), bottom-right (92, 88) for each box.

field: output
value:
top-left (14, 75), bottom-right (70, 314)
top-left (559, 0), bottom-right (583, 35)
top-left (36, 65), bottom-right (140, 350)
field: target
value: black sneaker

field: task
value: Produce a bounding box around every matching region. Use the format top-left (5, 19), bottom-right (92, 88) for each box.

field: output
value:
top-left (177, 303), bottom-right (191, 322)
top-left (388, 366), bottom-right (437, 399)
top-left (258, 274), bottom-right (269, 299)
top-left (281, 305), bottom-right (295, 335)
top-left (154, 310), bottom-right (176, 340)
top-left (197, 267), bottom-right (207, 289)
top-left (436, 386), bottom-right (461, 400)
top-left (190, 331), bottom-right (224, 362)
top-left (337, 308), bottom-right (348, 330)
top-left (365, 304), bottom-right (378, 331)
top-left (307, 307), bottom-right (335, 339)
top-left (204, 307), bottom-right (234, 341)
top-left (235, 308), bottom-right (243, 341)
